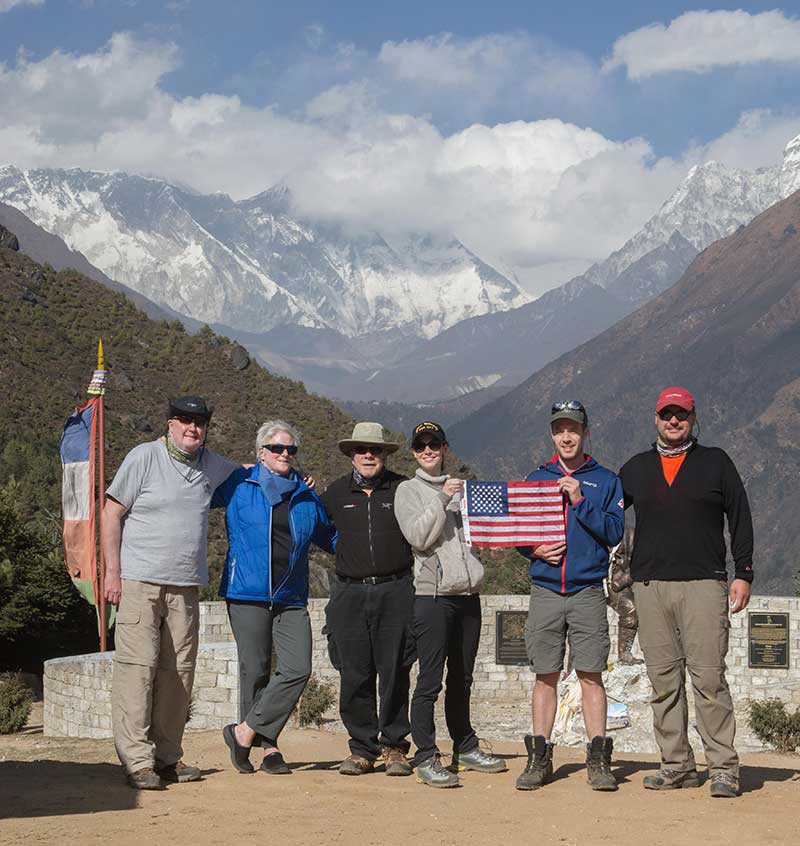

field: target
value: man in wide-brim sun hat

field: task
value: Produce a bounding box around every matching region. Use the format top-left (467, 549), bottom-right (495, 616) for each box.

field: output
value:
top-left (321, 422), bottom-right (415, 778)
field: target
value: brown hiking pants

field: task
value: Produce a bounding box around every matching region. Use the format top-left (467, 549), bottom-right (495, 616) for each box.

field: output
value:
top-left (112, 579), bottom-right (199, 775)
top-left (632, 579), bottom-right (738, 777)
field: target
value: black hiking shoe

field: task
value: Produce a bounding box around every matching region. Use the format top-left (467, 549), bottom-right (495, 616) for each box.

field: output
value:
top-left (586, 736), bottom-right (618, 791)
top-left (515, 735), bottom-right (553, 791)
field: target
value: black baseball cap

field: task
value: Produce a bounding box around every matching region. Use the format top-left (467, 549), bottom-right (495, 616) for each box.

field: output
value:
top-left (411, 421), bottom-right (447, 446)
top-left (168, 395), bottom-right (214, 422)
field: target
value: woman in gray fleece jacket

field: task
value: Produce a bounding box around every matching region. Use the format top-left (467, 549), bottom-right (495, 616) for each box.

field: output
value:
top-left (394, 421), bottom-right (506, 788)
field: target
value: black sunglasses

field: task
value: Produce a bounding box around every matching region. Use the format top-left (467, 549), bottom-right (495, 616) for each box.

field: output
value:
top-left (352, 445), bottom-right (385, 455)
top-left (173, 414), bottom-right (208, 427)
top-left (412, 439), bottom-right (443, 452)
top-left (262, 443), bottom-right (298, 455)
top-left (657, 408), bottom-right (693, 422)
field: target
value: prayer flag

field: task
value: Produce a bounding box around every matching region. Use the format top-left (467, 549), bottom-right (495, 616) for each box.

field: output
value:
top-left (60, 397), bottom-right (100, 605)
top-left (462, 480), bottom-right (566, 547)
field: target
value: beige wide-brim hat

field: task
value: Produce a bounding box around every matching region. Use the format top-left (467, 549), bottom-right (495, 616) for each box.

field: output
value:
top-left (338, 421), bottom-right (399, 455)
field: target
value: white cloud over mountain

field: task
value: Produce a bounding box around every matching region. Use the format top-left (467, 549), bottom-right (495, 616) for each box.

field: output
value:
top-left (605, 10), bottom-right (800, 79)
top-left (0, 29), bottom-right (797, 294)
top-left (0, 0), bottom-right (43, 12)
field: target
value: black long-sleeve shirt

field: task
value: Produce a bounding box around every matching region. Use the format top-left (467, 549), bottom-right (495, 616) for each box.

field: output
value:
top-left (321, 471), bottom-right (412, 579)
top-left (619, 443), bottom-right (754, 584)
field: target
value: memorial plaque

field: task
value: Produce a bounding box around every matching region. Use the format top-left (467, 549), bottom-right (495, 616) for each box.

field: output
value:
top-left (748, 612), bottom-right (790, 669)
top-left (495, 610), bottom-right (529, 665)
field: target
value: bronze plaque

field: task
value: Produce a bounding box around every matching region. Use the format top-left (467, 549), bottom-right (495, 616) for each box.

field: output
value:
top-left (748, 612), bottom-right (790, 669)
top-left (495, 610), bottom-right (529, 665)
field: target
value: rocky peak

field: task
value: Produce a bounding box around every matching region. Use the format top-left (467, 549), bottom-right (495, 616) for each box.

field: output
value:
top-left (0, 223), bottom-right (19, 251)
top-left (779, 133), bottom-right (800, 199)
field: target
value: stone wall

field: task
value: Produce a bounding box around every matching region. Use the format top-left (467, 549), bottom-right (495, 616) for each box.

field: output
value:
top-left (44, 596), bottom-right (800, 751)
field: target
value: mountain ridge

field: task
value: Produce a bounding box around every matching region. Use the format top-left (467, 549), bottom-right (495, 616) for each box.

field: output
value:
top-left (449, 189), bottom-right (800, 593)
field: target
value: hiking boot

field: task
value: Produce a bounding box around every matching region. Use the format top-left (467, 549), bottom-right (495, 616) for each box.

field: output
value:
top-left (709, 772), bottom-right (739, 798)
top-left (416, 753), bottom-right (459, 788)
top-left (515, 735), bottom-right (553, 791)
top-left (586, 736), bottom-right (618, 791)
top-left (126, 766), bottom-right (165, 790)
top-left (382, 746), bottom-right (412, 776)
top-left (260, 751), bottom-right (291, 775)
top-left (155, 760), bottom-right (201, 783)
top-left (451, 745), bottom-right (507, 773)
top-left (643, 768), bottom-right (701, 790)
top-left (339, 754), bottom-right (375, 776)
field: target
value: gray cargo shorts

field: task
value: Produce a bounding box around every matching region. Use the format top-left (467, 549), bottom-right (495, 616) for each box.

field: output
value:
top-left (524, 583), bottom-right (610, 674)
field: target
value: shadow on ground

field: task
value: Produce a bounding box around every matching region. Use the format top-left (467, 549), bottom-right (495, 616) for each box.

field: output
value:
top-left (0, 761), bottom-right (137, 819)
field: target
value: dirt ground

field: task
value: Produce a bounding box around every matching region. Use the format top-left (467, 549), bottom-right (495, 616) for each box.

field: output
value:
top-left (1, 703), bottom-right (799, 846)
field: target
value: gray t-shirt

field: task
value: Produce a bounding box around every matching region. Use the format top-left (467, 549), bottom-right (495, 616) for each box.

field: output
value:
top-left (106, 440), bottom-right (238, 586)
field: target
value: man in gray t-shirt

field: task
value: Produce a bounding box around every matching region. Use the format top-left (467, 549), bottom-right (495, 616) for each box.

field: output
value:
top-left (102, 395), bottom-right (238, 790)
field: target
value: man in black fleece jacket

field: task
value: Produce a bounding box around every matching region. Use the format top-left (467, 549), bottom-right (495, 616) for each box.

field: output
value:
top-left (619, 387), bottom-right (753, 800)
top-left (322, 422), bottom-right (414, 778)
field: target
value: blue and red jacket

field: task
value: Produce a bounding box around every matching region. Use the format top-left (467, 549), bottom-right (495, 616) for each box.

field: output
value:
top-left (521, 455), bottom-right (624, 594)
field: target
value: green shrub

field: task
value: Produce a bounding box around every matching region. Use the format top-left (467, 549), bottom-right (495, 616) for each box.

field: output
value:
top-left (748, 698), bottom-right (800, 753)
top-left (0, 672), bottom-right (34, 734)
top-left (297, 675), bottom-right (336, 729)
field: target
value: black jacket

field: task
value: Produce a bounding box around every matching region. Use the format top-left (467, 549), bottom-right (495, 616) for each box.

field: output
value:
top-left (322, 471), bottom-right (413, 579)
top-left (619, 443), bottom-right (754, 584)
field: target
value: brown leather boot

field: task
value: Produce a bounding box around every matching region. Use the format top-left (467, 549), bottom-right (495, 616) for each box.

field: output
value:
top-left (339, 754), bottom-right (375, 776)
top-left (156, 760), bottom-right (202, 783)
top-left (382, 746), bottom-right (412, 776)
top-left (127, 767), bottom-right (165, 790)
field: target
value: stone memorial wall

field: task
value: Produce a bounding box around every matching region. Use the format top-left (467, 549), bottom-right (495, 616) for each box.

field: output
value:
top-left (44, 596), bottom-right (800, 751)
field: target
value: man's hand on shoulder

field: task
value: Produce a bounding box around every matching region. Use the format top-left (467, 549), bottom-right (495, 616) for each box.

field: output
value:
top-left (729, 578), bottom-right (751, 613)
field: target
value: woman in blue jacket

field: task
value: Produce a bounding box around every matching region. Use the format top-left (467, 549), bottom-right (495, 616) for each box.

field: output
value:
top-left (215, 419), bottom-right (336, 775)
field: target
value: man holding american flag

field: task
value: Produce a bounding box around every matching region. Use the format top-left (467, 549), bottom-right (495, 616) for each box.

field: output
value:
top-left (515, 400), bottom-right (624, 794)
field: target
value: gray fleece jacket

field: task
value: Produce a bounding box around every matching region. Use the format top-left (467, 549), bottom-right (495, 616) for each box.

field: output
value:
top-left (394, 469), bottom-right (484, 596)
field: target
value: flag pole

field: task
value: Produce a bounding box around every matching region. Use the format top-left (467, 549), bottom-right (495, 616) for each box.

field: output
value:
top-left (95, 340), bottom-right (108, 652)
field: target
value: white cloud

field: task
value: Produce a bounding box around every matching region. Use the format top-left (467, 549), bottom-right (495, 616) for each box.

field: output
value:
top-left (605, 10), bottom-right (800, 79)
top-left (0, 0), bottom-right (43, 12)
top-left (686, 109), bottom-right (800, 171)
top-left (0, 32), bottom-right (795, 296)
top-left (378, 32), bottom-right (601, 116)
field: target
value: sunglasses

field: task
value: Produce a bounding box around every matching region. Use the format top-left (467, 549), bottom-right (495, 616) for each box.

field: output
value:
top-left (262, 443), bottom-right (298, 455)
top-left (551, 400), bottom-right (586, 414)
top-left (657, 408), bottom-right (693, 422)
top-left (412, 439), bottom-right (443, 452)
top-left (173, 414), bottom-right (208, 427)
top-left (352, 445), bottom-right (385, 455)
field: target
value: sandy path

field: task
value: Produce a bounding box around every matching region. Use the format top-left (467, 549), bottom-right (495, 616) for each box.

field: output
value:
top-left (1, 715), bottom-right (798, 846)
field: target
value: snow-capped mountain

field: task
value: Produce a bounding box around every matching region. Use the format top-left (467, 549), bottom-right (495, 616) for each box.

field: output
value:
top-left (0, 167), bottom-right (530, 338)
top-left (580, 132), bottom-right (800, 297)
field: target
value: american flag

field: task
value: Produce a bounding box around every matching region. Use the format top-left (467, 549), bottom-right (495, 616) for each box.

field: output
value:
top-left (462, 480), bottom-right (566, 547)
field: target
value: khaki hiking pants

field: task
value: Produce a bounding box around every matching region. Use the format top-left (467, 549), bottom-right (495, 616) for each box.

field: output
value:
top-left (112, 579), bottom-right (199, 775)
top-left (632, 579), bottom-right (738, 777)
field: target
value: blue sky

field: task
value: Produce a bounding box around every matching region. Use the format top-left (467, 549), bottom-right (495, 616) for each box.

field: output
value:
top-left (3, 1), bottom-right (798, 153)
top-left (2, 1), bottom-right (800, 289)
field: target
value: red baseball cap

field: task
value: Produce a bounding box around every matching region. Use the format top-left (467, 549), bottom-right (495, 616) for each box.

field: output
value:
top-left (655, 387), bottom-right (695, 412)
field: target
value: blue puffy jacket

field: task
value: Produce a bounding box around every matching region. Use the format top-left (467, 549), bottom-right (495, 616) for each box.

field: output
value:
top-left (212, 466), bottom-right (336, 605)
top-left (521, 456), bottom-right (624, 594)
